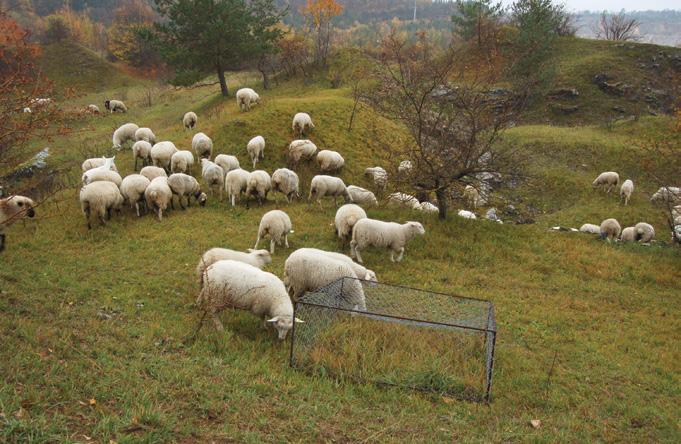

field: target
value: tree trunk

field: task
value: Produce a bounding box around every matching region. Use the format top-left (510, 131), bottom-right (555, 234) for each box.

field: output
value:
top-left (435, 188), bottom-right (447, 221)
top-left (348, 94), bottom-right (360, 131)
top-left (216, 63), bottom-right (228, 96)
top-left (258, 58), bottom-right (270, 90)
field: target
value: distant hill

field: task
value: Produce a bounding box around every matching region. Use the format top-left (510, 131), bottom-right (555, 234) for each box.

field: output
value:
top-left (574, 10), bottom-right (681, 47)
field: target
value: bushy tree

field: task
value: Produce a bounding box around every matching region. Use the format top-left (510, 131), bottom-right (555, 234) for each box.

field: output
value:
top-left (107, 0), bottom-right (160, 69)
top-left (596, 11), bottom-right (640, 41)
top-left (452, 0), bottom-right (503, 48)
top-left (301, 0), bottom-right (343, 67)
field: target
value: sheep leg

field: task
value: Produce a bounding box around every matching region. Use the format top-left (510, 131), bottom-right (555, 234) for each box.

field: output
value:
top-left (390, 251), bottom-right (396, 262)
top-left (318, 199), bottom-right (323, 210)
top-left (354, 247), bottom-right (363, 264)
top-left (231, 194), bottom-right (236, 207)
top-left (134, 157), bottom-right (138, 171)
top-left (284, 234), bottom-right (289, 248)
top-left (396, 247), bottom-right (405, 262)
top-left (135, 202), bottom-right (140, 217)
top-left (179, 196), bottom-right (186, 210)
top-left (254, 235), bottom-right (261, 249)
top-left (157, 208), bottom-right (163, 222)
top-left (211, 314), bottom-right (225, 332)
top-left (270, 239), bottom-right (275, 254)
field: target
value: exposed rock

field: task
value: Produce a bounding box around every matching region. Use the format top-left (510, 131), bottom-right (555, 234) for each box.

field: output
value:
top-left (550, 103), bottom-right (579, 114)
top-left (548, 88), bottom-right (579, 99)
top-left (593, 74), bottom-right (631, 96)
top-left (612, 105), bottom-right (626, 113)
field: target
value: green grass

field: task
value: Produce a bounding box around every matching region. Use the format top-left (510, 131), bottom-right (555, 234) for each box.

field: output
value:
top-left (2, 42), bottom-right (681, 442)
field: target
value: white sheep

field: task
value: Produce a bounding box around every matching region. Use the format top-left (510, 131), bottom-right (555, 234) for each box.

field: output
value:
top-left (620, 179), bottom-right (634, 205)
top-left (168, 173), bottom-right (207, 209)
top-left (364, 166), bottom-right (388, 188)
top-left (246, 170), bottom-right (272, 206)
top-left (201, 159), bottom-right (224, 200)
top-left (105, 99), bottom-right (127, 113)
top-left (83, 164), bottom-right (122, 187)
top-left (151, 141), bottom-right (178, 171)
top-left (132, 141), bottom-right (152, 170)
top-left (0, 195), bottom-right (36, 252)
top-left (419, 201), bottom-right (439, 214)
top-left (120, 174), bottom-right (150, 217)
top-left (650, 187), bottom-right (681, 206)
top-left (214, 154), bottom-right (240, 179)
top-left (288, 139), bottom-right (318, 163)
top-left (579, 223), bottom-right (601, 235)
top-left (170, 150), bottom-right (195, 174)
top-left (463, 185), bottom-right (481, 210)
top-left (271, 168), bottom-right (300, 203)
top-left (620, 227), bottom-right (636, 242)
top-left (398, 160), bottom-right (413, 174)
top-left (87, 104), bottom-right (100, 114)
top-left (140, 166), bottom-right (168, 182)
top-left (335, 203), bottom-right (367, 241)
top-left (457, 209), bottom-right (477, 219)
top-left (236, 88), bottom-right (260, 111)
top-left (388, 192), bottom-right (420, 210)
top-left (23, 107), bottom-right (31, 113)
top-left (192, 132), bottom-right (213, 160)
top-left (81, 157), bottom-right (118, 173)
top-left (254, 210), bottom-right (292, 254)
top-left (592, 171), bottom-right (620, 193)
top-left (197, 260), bottom-right (301, 339)
top-left (196, 248), bottom-right (272, 287)
top-left (144, 176), bottom-right (172, 221)
top-left (134, 127), bottom-right (156, 145)
top-left (635, 222), bottom-right (655, 243)
top-left (292, 112), bottom-right (315, 136)
top-left (295, 248), bottom-right (377, 283)
top-left (79, 181), bottom-right (124, 229)
top-left (485, 207), bottom-right (502, 223)
top-left (225, 168), bottom-right (250, 207)
top-left (112, 123), bottom-right (139, 149)
top-left (246, 135), bottom-right (265, 169)
top-left (350, 219), bottom-right (425, 264)
top-left (346, 185), bottom-right (377, 207)
top-left (309, 175), bottom-right (352, 208)
top-left (599, 218), bottom-right (621, 242)
top-left (317, 150), bottom-right (345, 173)
top-left (183, 111), bottom-right (197, 130)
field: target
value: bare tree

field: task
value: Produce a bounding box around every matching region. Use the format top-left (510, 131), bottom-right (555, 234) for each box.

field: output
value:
top-left (596, 11), bottom-right (640, 42)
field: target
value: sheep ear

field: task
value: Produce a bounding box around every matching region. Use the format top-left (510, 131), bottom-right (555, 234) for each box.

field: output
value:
top-left (295, 318), bottom-right (305, 323)
top-left (266, 317), bottom-right (279, 324)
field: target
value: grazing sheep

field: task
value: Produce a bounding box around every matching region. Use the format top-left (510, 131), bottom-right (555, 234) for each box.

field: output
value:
top-left (388, 192), bottom-right (420, 210)
top-left (271, 168), bottom-right (300, 203)
top-left (599, 218), bottom-right (621, 242)
top-left (292, 112), bottom-right (315, 136)
top-left (134, 127), bottom-right (156, 145)
top-left (635, 222), bottom-right (655, 243)
top-left (364, 166), bottom-right (388, 188)
top-left (592, 172), bottom-right (620, 193)
top-left (170, 150), bottom-right (195, 174)
top-left (196, 248), bottom-right (272, 287)
top-left (167, 173), bottom-right (207, 209)
top-left (79, 181), bottom-right (124, 229)
top-left (457, 210), bottom-right (477, 219)
top-left (335, 203), bottom-right (367, 241)
top-left (350, 219), bottom-right (425, 264)
top-left (144, 176), bottom-right (172, 221)
top-left (346, 185), bottom-right (377, 207)
top-left (132, 141), bottom-right (153, 170)
top-left (620, 179), bottom-right (634, 205)
top-left (419, 202), bottom-right (439, 214)
top-left (225, 168), bottom-right (250, 207)
top-left (183, 111), bottom-right (197, 130)
top-left (620, 227), bottom-right (636, 242)
top-left (197, 260), bottom-right (301, 339)
top-left (87, 104), bottom-right (100, 114)
top-left (120, 174), bottom-right (150, 217)
top-left (284, 249), bottom-right (367, 311)
top-left (309, 175), bottom-right (352, 208)
top-left (317, 150), bottom-right (345, 173)
top-left (398, 160), bottom-right (413, 174)
top-left (463, 185), bottom-right (480, 210)
top-left (295, 248), bottom-right (377, 283)
top-left (236, 88), bottom-right (260, 111)
top-left (650, 187), bottom-right (681, 206)
top-left (23, 107), bottom-right (31, 113)
top-left (82, 157), bottom-right (118, 173)
top-left (0, 195), bottom-right (36, 252)
top-left (288, 139), bottom-right (318, 163)
top-left (201, 159), bottom-right (224, 200)
top-left (214, 154), bottom-right (240, 179)
top-left (246, 170), bottom-right (272, 206)
top-left (140, 166), bottom-right (168, 182)
top-left (246, 135), bottom-right (266, 169)
top-left (254, 210), bottom-right (292, 254)
top-left (104, 99), bottom-right (127, 113)
top-left (112, 123), bottom-right (139, 149)
top-left (579, 223), bottom-right (601, 235)
top-left (192, 132), bottom-right (213, 160)
top-left (151, 141), bottom-right (179, 171)
top-left (83, 169), bottom-right (122, 187)
top-left (485, 207), bottom-right (502, 223)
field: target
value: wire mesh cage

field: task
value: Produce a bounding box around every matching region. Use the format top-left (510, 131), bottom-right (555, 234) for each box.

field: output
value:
top-left (289, 277), bottom-right (497, 402)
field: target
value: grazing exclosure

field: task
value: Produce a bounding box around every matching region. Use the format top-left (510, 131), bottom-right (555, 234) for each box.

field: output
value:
top-left (290, 278), bottom-right (497, 402)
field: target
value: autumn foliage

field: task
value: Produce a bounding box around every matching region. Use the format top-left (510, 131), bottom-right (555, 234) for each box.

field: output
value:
top-left (301, 0), bottom-right (343, 66)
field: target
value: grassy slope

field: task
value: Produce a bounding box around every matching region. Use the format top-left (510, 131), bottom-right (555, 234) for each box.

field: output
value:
top-left (2, 43), bottom-right (681, 442)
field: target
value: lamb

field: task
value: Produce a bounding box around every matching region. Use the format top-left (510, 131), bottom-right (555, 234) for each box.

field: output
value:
top-left (317, 150), bottom-right (345, 173)
top-left (120, 174), bottom-right (150, 217)
top-left (635, 222), bottom-right (655, 243)
top-left (335, 203), bottom-right (367, 241)
top-left (201, 159), bottom-right (225, 200)
top-left (620, 179), bottom-right (634, 205)
top-left (592, 171), bottom-right (620, 193)
top-left (294, 248), bottom-right (377, 283)
top-left (283, 250), bottom-right (367, 310)
top-left (144, 176), bottom-right (173, 221)
top-left (271, 168), bottom-right (300, 203)
top-left (579, 223), bottom-right (601, 235)
top-left (151, 141), bottom-right (178, 171)
top-left (346, 186), bottom-right (377, 207)
top-left (398, 160), bottom-right (413, 174)
top-left (309, 175), bottom-right (352, 208)
top-left (183, 111), bottom-right (197, 130)
top-left (132, 141), bottom-right (153, 170)
top-left (167, 173), bottom-right (207, 209)
top-left (292, 112), bottom-right (315, 136)
top-left (457, 210), bottom-right (477, 219)
top-left (104, 99), bottom-right (127, 113)
top-left (82, 157), bottom-right (118, 173)
top-left (364, 166), bottom-right (388, 188)
top-left (0, 195), bottom-right (36, 252)
top-left (192, 132), bottom-right (213, 160)
top-left (79, 181), bottom-right (124, 229)
top-left (650, 187), bottom-right (681, 206)
top-left (288, 139), bottom-right (318, 163)
top-left (463, 185), bottom-right (480, 210)
top-left (197, 260), bottom-right (301, 339)
top-left (87, 104), bottom-right (100, 114)
top-left (214, 154), bottom-right (240, 179)
top-left (254, 210), bottom-right (292, 254)
top-left (112, 123), bottom-right (139, 149)
top-left (350, 219), bottom-right (425, 264)
top-left (236, 88), bottom-right (260, 111)
top-left (388, 192), bottom-right (420, 210)
top-left (246, 135), bottom-right (266, 169)
top-left (134, 127), bottom-right (156, 145)
top-left (196, 248), bottom-right (272, 287)
top-left (620, 227), bottom-right (636, 242)
top-left (246, 170), bottom-right (272, 206)
top-left (225, 168), bottom-right (250, 207)
top-left (599, 218), bottom-right (621, 242)
top-left (419, 202), bottom-right (439, 214)
top-left (170, 150), bottom-right (195, 174)
top-left (140, 166), bottom-right (168, 181)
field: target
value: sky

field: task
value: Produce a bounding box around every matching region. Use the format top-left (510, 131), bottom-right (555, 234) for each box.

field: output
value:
top-left (500, 0), bottom-right (681, 11)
